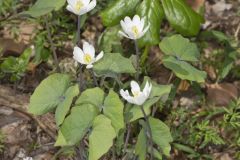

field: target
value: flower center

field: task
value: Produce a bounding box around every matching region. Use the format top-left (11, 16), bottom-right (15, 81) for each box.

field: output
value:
top-left (84, 54), bottom-right (92, 64)
top-left (75, 0), bottom-right (84, 12)
top-left (132, 26), bottom-right (139, 37)
top-left (133, 91), bottom-right (140, 97)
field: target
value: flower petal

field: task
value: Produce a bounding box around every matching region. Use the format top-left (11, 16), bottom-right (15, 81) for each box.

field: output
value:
top-left (83, 41), bottom-right (95, 58)
top-left (86, 64), bottom-right (93, 69)
top-left (66, 5), bottom-right (76, 14)
top-left (73, 46), bottom-right (85, 64)
top-left (87, 0), bottom-right (96, 12)
top-left (134, 93), bottom-right (147, 105)
top-left (95, 51), bottom-right (104, 62)
top-left (67, 0), bottom-right (77, 6)
top-left (78, 6), bottom-right (89, 15)
top-left (131, 81), bottom-right (141, 94)
top-left (118, 31), bottom-right (133, 39)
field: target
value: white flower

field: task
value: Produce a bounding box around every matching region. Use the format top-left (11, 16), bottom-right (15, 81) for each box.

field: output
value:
top-left (119, 15), bottom-right (149, 40)
top-left (73, 42), bottom-right (104, 69)
top-left (66, 0), bottom-right (96, 16)
top-left (120, 81), bottom-right (152, 106)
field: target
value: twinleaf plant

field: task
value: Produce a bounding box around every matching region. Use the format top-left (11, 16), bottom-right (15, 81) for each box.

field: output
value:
top-left (27, 0), bottom-right (206, 159)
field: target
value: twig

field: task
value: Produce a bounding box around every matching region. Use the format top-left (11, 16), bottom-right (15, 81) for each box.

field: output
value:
top-left (140, 105), bottom-right (153, 160)
top-left (134, 40), bottom-right (140, 81)
top-left (44, 16), bottom-right (60, 72)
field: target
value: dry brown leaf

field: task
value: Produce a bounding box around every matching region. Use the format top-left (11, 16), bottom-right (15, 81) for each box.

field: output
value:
top-left (207, 83), bottom-right (239, 106)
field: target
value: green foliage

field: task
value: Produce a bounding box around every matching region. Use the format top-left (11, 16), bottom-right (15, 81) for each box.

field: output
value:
top-left (0, 131), bottom-right (4, 153)
top-left (98, 26), bottom-right (123, 53)
top-left (0, 47), bottom-right (32, 81)
top-left (55, 104), bottom-right (99, 146)
top-left (103, 90), bottom-right (124, 135)
top-left (189, 120), bottom-right (225, 149)
top-left (159, 35), bottom-right (206, 82)
top-left (100, 0), bottom-right (141, 26)
top-left (89, 115), bottom-right (116, 160)
top-left (93, 53), bottom-right (136, 77)
top-left (161, 0), bottom-right (204, 36)
top-left (135, 129), bottom-right (147, 160)
top-left (28, 73), bottom-right (72, 115)
top-left (136, 0), bottom-right (164, 47)
top-left (22, 0), bottom-right (66, 18)
top-left (149, 117), bottom-right (173, 156)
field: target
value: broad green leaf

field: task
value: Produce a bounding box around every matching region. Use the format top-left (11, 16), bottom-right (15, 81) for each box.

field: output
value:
top-left (199, 30), bottom-right (229, 43)
top-left (55, 84), bottom-right (79, 126)
top-left (103, 90), bottom-right (124, 135)
top-left (28, 73), bottom-right (71, 115)
top-left (93, 53), bottom-right (136, 77)
top-left (135, 129), bottom-right (147, 160)
top-left (89, 115), bottom-right (116, 160)
top-left (161, 0), bottom-right (204, 36)
top-left (75, 87), bottom-right (105, 110)
top-left (129, 97), bottom-right (159, 122)
top-left (159, 35), bottom-right (200, 62)
top-left (149, 117), bottom-right (173, 156)
top-left (56, 104), bottom-right (98, 146)
top-left (22, 0), bottom-right (66, 18)
top-left (136, 0), bottom-right (164, 47)
top-left (100, 0), bottom-right (141, 27)
top-left (98, 26), bottom-right (123, 53)
top-left (162, 56), bottom-right (206, 83)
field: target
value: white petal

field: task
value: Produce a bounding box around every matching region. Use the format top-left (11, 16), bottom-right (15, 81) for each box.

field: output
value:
top-left (87, 0), bottom-right (96, 12)
top-left (84, 0), bottom-right (90, 5)
top-left (118, 31), bottom-right (133, 39)
top-left (120, 20), bottom-right (129, 34)
top-left (66, 5), bottom-right (76, 14)
top-left (133, 15), bottom-right (141, 25)
top-left (86, 64), bottom-right (93, 69)
top-left (124, 16), bottom-right (132, 25)
top-left (83, 41), bottom-right (95, 58)
top-left (139, 24), bottom-right (149, 38)
top-left (134, 93), bottom-right (147, 105)
top-left (73, 46), bottom-right (85, 64)
top-left (95, 51), bottom-right (104, 62)
top-left (67, 0), bottom-right (76, 6)
top-left (139, 18), bottom-right (145, 31)
top-left (78, 6), bottom-right (89, 15)
top-left (143, 81), bottom-right (152, 97)
top-left (131, 81), bottom-right (141, 94)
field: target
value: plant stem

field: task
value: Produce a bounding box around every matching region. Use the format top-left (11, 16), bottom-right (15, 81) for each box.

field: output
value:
top-left (140, 105), bottom-right (153, 160)
top-left (123, 124), bottom-right (131, 154)
top-left (76, 15), bottom-right (84, 92)
top-left (90, 69), bottom-right (98, 87)
top-left (134, 40), bottom-right (140, 81)
top-left (44, 16), bottom-right (60, 72)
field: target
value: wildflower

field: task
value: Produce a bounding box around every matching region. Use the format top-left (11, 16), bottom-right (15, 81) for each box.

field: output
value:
top-left (120, 81), bottom-right (152, 105)
top-left (66, 0), bottom-right (96, 16)
top-left (73, 42), bottom-right (104, 69)
top-left (119, 15), bottom-right (149, 40)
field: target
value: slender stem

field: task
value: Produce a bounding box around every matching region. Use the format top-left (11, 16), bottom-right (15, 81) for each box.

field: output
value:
top-left (90, 69), bottom-right (98, 87)
top-left (123, 124), bottom-right (131, 154)
top-left (140, 105), bottom-right (153, 160)
top-left (134, 40), bottom-right (140, 81)
top-left (76, 15), bottom-right (84, 92)
top-left (44, 16), bottom-right (60, 72)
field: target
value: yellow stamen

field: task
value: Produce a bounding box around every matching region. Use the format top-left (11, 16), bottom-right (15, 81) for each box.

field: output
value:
top-left (132, 26), bottom-right (139, 37)
top-left (75, 0), bottom-right (84, 12)
top-left (133, 91), bottom-right (140, 97)
top-left (84, 54), bottom-right (92, 64)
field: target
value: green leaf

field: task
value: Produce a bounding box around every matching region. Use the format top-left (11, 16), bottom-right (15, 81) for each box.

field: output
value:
top-left (56, 104), bottom-right (99, 146)
top-left (93, 53), bottom-right (136, 77)
top-left (149, 117), bottom-right (173, 156)
top-left (100, 0), bottom-right (141, 27)
top-left (89, 115), bottom-right (116, 160)
top-left (162, 55), bottom-right (206, 83)
top-left (135, 129), bottom-right (147, 160)
top-left (22, 0), bottom-right (66, 18)
top-left (98, 26), bottom-right (123, 53)
top-left (161, 0), bottom-right (204, 36)
top-left (136, 0), bottom-right (164, 47)
top-left (75, 87), bottom-right (105, 110)
top-left (55, 84), bottom-right (79, 126)
top-left (159, 34), bottom-right (200, 62)
top-left (103, 90), bottom-right (124, 135)
top-left (28, 73), bottom-right (71, 115)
